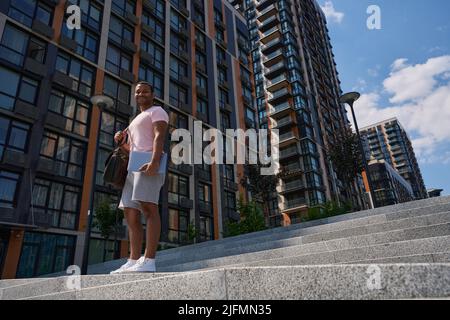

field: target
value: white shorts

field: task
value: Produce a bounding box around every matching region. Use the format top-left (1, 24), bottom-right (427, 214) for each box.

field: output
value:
top-left (118, 172), bottom-right (166, 210)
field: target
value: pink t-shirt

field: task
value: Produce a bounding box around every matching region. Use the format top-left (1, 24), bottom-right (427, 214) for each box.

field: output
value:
top-left (128, 106), bottom-right (169, 152)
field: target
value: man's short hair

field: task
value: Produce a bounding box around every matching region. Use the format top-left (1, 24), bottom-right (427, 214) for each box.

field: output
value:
top-left (136, 81), bottom-right (153, 92)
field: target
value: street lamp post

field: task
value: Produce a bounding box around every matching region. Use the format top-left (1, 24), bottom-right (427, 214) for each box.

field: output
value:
top-left (340, 92), bottom-right (377, 209)
top-left (81, 95), bottom-right (114, 275)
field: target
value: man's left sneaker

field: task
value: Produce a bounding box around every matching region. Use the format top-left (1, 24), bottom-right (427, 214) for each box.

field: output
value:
top-left (124, 258), bottom-right (156, 273)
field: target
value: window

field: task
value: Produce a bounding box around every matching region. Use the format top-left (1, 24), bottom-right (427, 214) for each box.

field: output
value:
top-left (224, 191), bottom-right (237, 216)
top-left (198, 183), bottom-right (211, 205)
top-left (170, 34), bottom-right (187, 56)
top-left (142, 11), bottom-right (165, 44)
top-left (170, 9), bottom-right (187, 33)
top-left (48, 90), bottom-right (90, 137)
top-left (55, 53), bottom-right (95, 97)
top-left (0, 67), bottom-right (39, 110)
top-left (218, 67), bottom-right (227, 84)
top-left (195, 51), bottom-right (206, 67)
top-left (103, 75), bottom-right (131, 106)
top-left (197, 99), bottom-right (207, 115)
top-left (218, 88), bottom-right (229, 108)
top-left (193, 8), bottom-right (205, 29)
top-left (40, 131), bottom-right (86, 180)
top-left (31, 179), bottom-right (81, 230)
top-left (88, 238), bottom-right (121, 265)
top-left (109, 16), bottom-right (134, 45)
top-left (196, 74), bottom-right (207, 90)
top-left (168, 208), bottom-right (189, 244)
top-left (170, 0), bottom-right (187, 11)
top-left (16, 232), bottom-right (75, 278)
top-left (0, 116), bottom-right (30, 160)
top-left (111, 0), bottom-right (135, 17)
top-left (216, 29), bottom-right (225, 44)
top-left (0, 171), bottom-right (21, 208)
top-left (99, 112), bottom-right (128, 147)
top-left (138, 65), bottom-right (163, 99)
top-left (106, 45), bottom-right (132, 75)
top-left (168, 173), bottom-right (189, 205)
top-left (216, 47), bottom-right (226, 65)
top-left (67, 0), bottom-right (102, 31)
top-left (140, 37), bottom-right (164, 70)
top-left (199, 216), bottom-right (213, 241)
top-left (0, 24), bottom-right (46, 67)
top-left (245, 108), bottom-right (255, 122)
top-left (214, 9), bottom-right (223, 25)
top-left (62, 25), bottom-right (99, 63)
top-left (8, 0), bottom-right (53, 27)
top-left (147, 0), bottom-right (165, 20)
top-left (220, 112), bottom-right (231, 131)
top-left (169, 82), bottom-right (188, 107)
top-left (222, 165), bottom-right (234, 182)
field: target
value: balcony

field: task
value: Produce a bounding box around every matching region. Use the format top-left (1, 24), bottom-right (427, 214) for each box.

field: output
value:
top-left (268, 87), bottom-right (291, 105)
top-left (257, 4), bottom-right (278, 23)
top-left (268, 101), bottom-right (293, 119)
top-left (279, 180), bottom-right (305, 194)
top-left (279, 131), bottom-right (298, 146)
top-left (280, 162), bottom-right (304, 178)
top-left (264, 61), bottom-right (287, 79)
top-left (266, 74), bottom-right (289, 92)
top-left (281, 198), bottom-right (307, 212)
top-left (272, 116), bottom-right (293, 129)
top-left (279, 146), bottom-right (299, 160)
top-left (258, 14), bottom-right (279, 33)
top-left (262, 49), bottom-right (283, 67)
top-left (260, 26), bottom-right (281, 45)
top-left (261, 37), bottom-right (283, 54)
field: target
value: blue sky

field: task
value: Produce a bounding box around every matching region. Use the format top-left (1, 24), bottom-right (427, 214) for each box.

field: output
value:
top-left (318, 0), bottom-right (450, 196)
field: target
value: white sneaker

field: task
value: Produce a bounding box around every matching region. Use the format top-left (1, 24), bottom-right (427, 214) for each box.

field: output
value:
top-left (124, 258), bottom-right (156, 273)
top-left (110, 259), bottom-right (138, 274)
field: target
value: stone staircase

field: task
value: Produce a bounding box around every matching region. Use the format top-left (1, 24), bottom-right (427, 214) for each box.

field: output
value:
top-left (1, 195), bottom-right (450, 300)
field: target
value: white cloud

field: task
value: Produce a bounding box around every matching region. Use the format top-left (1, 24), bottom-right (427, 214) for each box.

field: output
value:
top-left (383, 55), bottom-right (450, 103)
top-left (352, 55), bottom-right (450, 164)
top-left (320, 1), bottom-right (344, 24)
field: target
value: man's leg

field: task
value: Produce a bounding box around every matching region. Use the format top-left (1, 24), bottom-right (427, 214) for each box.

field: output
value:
top-left (124, 208), bottom-right (143, 260)
top-left (139, 202), bottom-right (161, 259)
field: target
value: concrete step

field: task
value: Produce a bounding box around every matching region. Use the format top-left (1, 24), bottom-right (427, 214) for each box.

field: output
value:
top-left (156, 211), bottom-right (450, 268)
top-left (0, 273), bottom-right (177, 300)
top-left (22, 264), bottom-right (450, 300)
top-left (158, 201), bottom-right (450, 257)
top-left (0, 278), bottom-right (51, 289)
top-left (88, 205), bottom-right (450, 275)
top-left (159, 233), bottom-right (450, 272)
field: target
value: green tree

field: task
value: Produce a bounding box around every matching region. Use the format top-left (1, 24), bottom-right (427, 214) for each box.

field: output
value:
top-left (327, 128), bottom-right (364, 208)
top-left (92, 200), bottom-right (124, 241)
top-left (240, 164), bottom-right (280, 225)
top-left (223, 196), bottom-right (267, 237)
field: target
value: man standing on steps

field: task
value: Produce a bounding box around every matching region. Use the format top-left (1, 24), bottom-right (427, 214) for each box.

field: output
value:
top-left (110, 81), bottom-right (169, 274)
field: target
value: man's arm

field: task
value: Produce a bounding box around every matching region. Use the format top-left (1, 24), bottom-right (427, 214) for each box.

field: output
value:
top-left (150, 121), bottom-right (168, 165)
top-left (140, 121), bottom-right (168, 175)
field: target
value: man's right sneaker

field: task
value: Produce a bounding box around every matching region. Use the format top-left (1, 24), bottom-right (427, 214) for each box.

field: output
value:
top-left (110, 259), bottom-right (138, 274)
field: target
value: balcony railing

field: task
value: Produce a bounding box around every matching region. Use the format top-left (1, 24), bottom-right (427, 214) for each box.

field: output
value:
top-left (280, 180), bottom-right (305, 193)
top-left (282, 198), bottom-right (307, 211)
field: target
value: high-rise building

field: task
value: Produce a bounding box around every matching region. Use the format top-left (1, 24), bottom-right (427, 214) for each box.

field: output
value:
top-left (363, 158), bottom-right (414, 207)
top-left (360, 118), bottom-right (428, 200)
top-left (228, 0), bottom-right (366, 225)
top-left (0, 0), bottom-right (254, 279)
